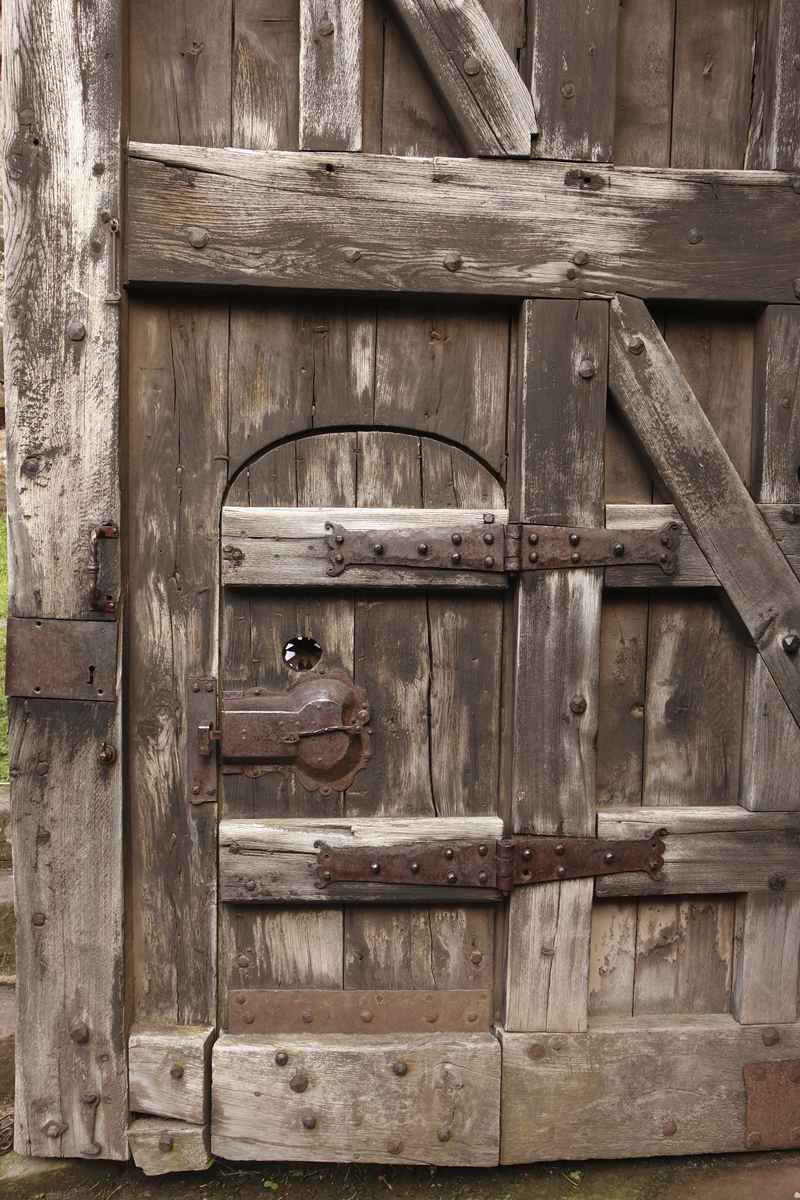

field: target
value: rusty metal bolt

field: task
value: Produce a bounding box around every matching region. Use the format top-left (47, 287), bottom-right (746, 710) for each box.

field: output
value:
top-left (444, 848), bottom-right (454, 860)
top-left (387, 1138), bottom-right (403, 1155)
top-left (613, 542), bottom-right (625, 556)
top-left (32, 913), bottom-right (46, 927)
top-left (335, 553), bottom-right (344, 564)
top-left (43, 1121), bottom-right (63, 1138)
top-left (361, 1010), bottom-right (373, 1023)
top-left (783, 634), bottom-right (800, 653)
top-left (762, 1027), bottom-right (780, 1046)
top-left (69, 1022), bottom-right (89, 1044)
top-left (206, 786), bottom-right (215, 796)
top-left (661, 1120), bottom-right (677, 1137)
top-left (444, 252), bottom-right (463, 272)
top-left (561, 82), bottom-right (575, 98)
top-left (67, 319), bottom-right (86, 341)
top-left (437, 1127), bottom-right (451, 1142)
top-left (370, 861), bottom-right (380, 875)
top-left (204, 681), bottom-right (214, 693)
top-left (237, 955), bottom-right (250, 968)
top-left (451, 552), bottom-right (462, 565)
top-left (747, 1132), bottom-right (763, 1149)
top-left (394, 1062), bottom-right (408, 1076)
top-left (417, 543), bottom-right (428, 556)
top-left (21, 456), bottom-right (40, 475)
top-left (451, 533), bottom-right (462, 545)
top-left (36, 762), bottom-right (49, 776)
top-left (483, 555), bottom-right (495, 569)
top-left (604, 852), bottom-right (615, 865)
top-left (170, 1064), bottom-right (184, 1079)
top-left (411, 861), bottom-right (420, 873)
top-left (478, 871), bottom-right (488, 884)
top-left (649, 859), bottom-right (661, 871)
top-left (573, 251), bottom-right (589, 266)
top-left (578, 359), bottom-right (595, 379)
top-left (373, 543), bottom-right (384, 556)
top-left (188, 226), bottom-right (210, 249)
top-left (569, 533), bottom-right (580, 546)
top-left (521, 848), bottom-right (532, 861)
top-left (628, 335), bottom-right (645, 355)
top-left (471, 950), bottom-right (483, 964)
top-left (276, 1052), bottom-right (289, 1066)
top-left (192, 785), bottom-right (200, 795)
top-left (302, 1115), bottom-right (317, 1130)
top-left (556, 865), bottom-right (567, 878)
top-left (290, 1074), bottom-right (309, 1093)
top-left (555, 843), bottom-right (566, 856)
top-left (236, 993), bottom-right (246, 1004)
top-left (769, 874), bottom-right (786, 891)
top-left (484, 512), bottom-right (495, 524)
top-left (571, 551), bottom-right (581, 563)
top-left (191, 681), bottom-right (200, 692)
top-left (159, 1135), bottom-right (174, 1152)
top-left (446, 871), bottom-right (458, 884)
top-left (686, 229), bottom-right (703, 245)
top-left (570, 696), bottom-right (587, 714)
top-left (245, 879), bottom-right (256, 892)
top-left (528, 532), bottom-right (539, 545)
top-left (478, 844), bottom-right (488, 856)
top-left (528, 1044), bottom-right (546, 1060)
top-left (529, 551), bottom-right (538, 563)
top-left (322, 871), bottom-right (332, 882)
top-left (97, 741), bottom-right (117, 764)
top-left (467, 1011), bottom-right (478, 1023)
top-left (463, 55), bottom-right (482, 76)
top-left (426, 1011), bottom-right (438, 1023)
top-left (243, 1012), bottom-right (254, 1024)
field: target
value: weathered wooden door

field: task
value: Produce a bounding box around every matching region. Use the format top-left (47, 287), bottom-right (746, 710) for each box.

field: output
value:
top-left (8, 0), bottom-right (800, 1172)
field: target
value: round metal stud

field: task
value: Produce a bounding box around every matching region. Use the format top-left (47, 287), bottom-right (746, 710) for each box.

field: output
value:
top-left (555, 843), bottom-right (566, 856)
top-left (302, 1115), bottom-right (317, 1130)
top-left (762, 1027), bottom-right (780, 1046)
top-left (528, 1043), bottom-right (546, 1060)
top-left (67, 319), bottom-right (86, 341)
top-left (275, 1052), bottom-right (289, 1066)
top-left (686, 228), bottom-right (703, 244)
top-left (394, 1061), bottom-right (408, 1076)
top-left (528, 532), bottom-right (539, 545)
top-left (32, 913), bottom-right (46, 927)
top-left (446, 871), bottom-right (457, 884)
top-left (451, 552), bottom-right (462, 565)
top-left (370, 862), bottom-right (380, 875)
top-left (478, 844), bottom-right (488, 856)
top-left (373, 543), bottom-right (384, 556)
top-left (444, 848), bottom-right (454, 860)
top-left (426, 1011), bottom-right (438, 1023)
top-left (529, 551), bottom-right (538, 563)
top-left (556, 866), bottom-right (566, 878)
top-left (69, 1022), bottom-right (88, 1044)
top-left (411, 861), bottom-right (420, 873)
top-left (387, 1138), bottom-right (403, 1154)
top-left (245, 879), bottom-right (256, 892)
top-left (661, 1120), bottom-right (677, 1137)
top-left (302, 1011), bottom-right (313, 1023)
top-left (290, 1074), bottom-right (309, 1092)
top-left (578, 359), bottom-right (595, 379)
top-left (187, 226), bottom-right (210, 249)
top-left (783, 634), bottom-right (800, 653)
top-left (170, 1064), bottom-right (184, 1079)
top-left (463, 55), bottom-right (482, 75)
top-left (417, 543), bottom-right (428, 556)
top-left (604, 852), bottom-right (615, 865)
top-left (236, 993), bottom-right (246, 1004)
top-left (569, 534), bottom-right (580, 546)
top-left (613, 543), bottom-right (625, 556)
top-left (243, 1012), bottom-right (254, 1024)
top-left (452, 533), bottom-right (462, 545)
top-left (522, 848), bottom-right (532, 860)
top-left (483, 555), bottom-right (495, 569)
top-left (483, 513), bottom-right (494, 524)
top-left (628, 335), bottom-right (645, 355)
top-left (437, 1127), bottom-right (451, 1142)
top-left (478, 872), bottom-right (488, 884)
top-left (483, 532), bottom-right (494, 545)
top-left (361, 1011), bottom-right (373, 1023)
top-left (444, 251), bottom-right (463, 272)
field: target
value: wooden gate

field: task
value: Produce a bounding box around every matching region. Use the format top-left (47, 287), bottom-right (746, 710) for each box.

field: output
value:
top-left (6, 0), bottom-right (800, 1171)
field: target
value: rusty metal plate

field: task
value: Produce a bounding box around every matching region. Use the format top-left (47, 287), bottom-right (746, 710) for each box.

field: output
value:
top-left (512, 835), bottom-right (665, 886)
top-left (520, 522), bottom-right (676, 574)
top-left (6, 617), bottom-right (117, 700)
top-left (227, 989), bottom-right (491, 1035)
top-left (326, 515), bottom-right (504, 576)
top-left (744, 1060), bottom-right (800, 1150)
top-left (187, 677), bottom-right (218, 806)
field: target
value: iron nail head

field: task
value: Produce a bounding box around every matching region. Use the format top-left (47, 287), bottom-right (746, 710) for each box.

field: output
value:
top-left (387, 1138), bottom-right (403, 1155)
top-left (170, 1064), bottom-right (184, 1079)
top-left (188, 226), bottom-right (210, 249)
top-left (463, 55), bottom-right (481, 75)
top-left (686, 228), bottom-right (703, 244)
top-left (661, 1120), bottom-right (677, 1137)
top-left (762, 1027), bottom-right (780, 1046)
top-left (159, 1136), bottom-right (174, 1153)
top-left (444, 252), bottom-right (463, 272)
top-left (561, 82), bottom-right (575, 98)
top-left (628, 335), bottom-right (645, 355)
top-left (783, 634), bottom-right (800, 653)
top-left (579, 359), bottom-right (595, 379)
top-left (769, 874), bottom-right (786, 891)
top-left (302, 1115), bottom-right (317, 1130)
top-left (67, 319), bottom-right (86, 341)
top-left (275, 1052), bottom-right (289, 1066)
top-left (69, 1022), bottom-right (88, 1044)
top-left (394, 1061), bottom-right (408, 1076)
top-left (290, 1074), bottom-right (309, 1092)
top-left (437, 1126), bottom-right (451, 1142)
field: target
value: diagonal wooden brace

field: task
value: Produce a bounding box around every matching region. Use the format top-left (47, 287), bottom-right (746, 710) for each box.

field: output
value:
top-left (609, 294), bottom-right (800, 731)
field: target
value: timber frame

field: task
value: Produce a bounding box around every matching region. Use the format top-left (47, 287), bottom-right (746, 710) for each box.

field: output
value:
top-left (5, 0), bottom-right (800, 1168)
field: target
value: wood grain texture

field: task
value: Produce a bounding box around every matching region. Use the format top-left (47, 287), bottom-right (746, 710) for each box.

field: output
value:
top-left (127, 299), bottom-right (227, 1026)
top-left (128, 1025), bottom-right (214, 1124)
top-left (609, 294), bottom-right (800, 731)
top-left (528, 0), bottom-right (619, 161)
top-left (126, 146), bottom-right (800, 305)
top-left (300, 0), bottom-right (363, 151)
top-left (596, 594), bottom-right (647, 807)
top-left (588, 900), bottom-right (636, 1017)
top-left (344, 905), bottom-right (494, 991)
top-left (234, 0), bottom-right (300, 152)
top-left (385, 0), bottom-right (536, 155)
top-left (732, 890), bottom-right (800, 1024)
top-left (222, 907), bottom-right (343, 1007)
top-left (212, 1033), bottom-right (501, 1164)
top-left (10, 699), bottom-right (126, 1159)
top-left (759, 0), bottom-right (800, 171)
top-left (381, 2), bottom-right (462, 156)
top-left (633, 898), bottom-right (734, 1015)
top-left (499, 1016), bottom-right (800, 1163)
top-left (127, 1118), bottom-right (212, 1175)
top-left (613, 0), bottom-right (674, 168)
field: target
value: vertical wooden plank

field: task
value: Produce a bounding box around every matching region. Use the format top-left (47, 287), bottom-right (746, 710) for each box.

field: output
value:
top-left (234, 0), bottom-right (300, 151)
top-left (732, 891), bottom-right (800, 1024)
top-left (299, 0), bottom-right (363, 151)
top-left (4, 0), bottom-right (125, 1158)
top-left (613, 0), bottom-right (675, 167)
top-left (528, 0), bottom-right (619, 161)
top-left (362, 0), bottom-right (387, 153)
top-left (633, 898), bottom-right (735, 1015)
top-left (223, 907), bottom-right (344, 1011)
top-left (381, 8), bottom-right (462, 155)
top-left (127, 300), bottom-right (228, 1027)
top-left (750, 0), bottom-right (800, 171)
top-left (344, 906), bottom-right (495, 991)
top-left (670, 0), bottom-right (758, 169)
top-left (588, 901), bottom-right (635, 1018)
top-left (505, 299), bottom-right (607, 1033)
top-left (130, 0), bottom-right (233, 145)
top-left (596, 594), bottom-right (648, 808)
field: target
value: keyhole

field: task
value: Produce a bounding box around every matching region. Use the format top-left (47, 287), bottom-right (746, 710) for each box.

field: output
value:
top-left (88, 665), bottom-right (95, 686)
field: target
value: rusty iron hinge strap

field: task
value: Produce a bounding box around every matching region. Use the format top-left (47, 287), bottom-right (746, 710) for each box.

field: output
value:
top-left (314, 834), bottom-right (665, 893)
top-left (325, 519), bottom-right (676, 576)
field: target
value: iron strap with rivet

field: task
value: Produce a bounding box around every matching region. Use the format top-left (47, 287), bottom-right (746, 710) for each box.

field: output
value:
top-left (313, 834), bottom-right (666, 893)
top-left (325, 515), bottom-right (677, 576)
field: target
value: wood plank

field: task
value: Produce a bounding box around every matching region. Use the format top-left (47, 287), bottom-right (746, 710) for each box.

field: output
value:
top-left (759, 0), bottom-right (800, 171)
top-left (129, 1026), bottom-right (215, 1125)
top-left (126, 146), bottom-right (800, 304)
top-left (127, 1118), bottom-right (212, 1175)
top-left (222, 907), bottom-right (343, 1009)
top-left (595, 833), bottom-right (800, 897)
top-left (299, 0), bottom-right (363, 151)
top-left (609, 294), bottom-right (800, 730)
top-left (596, 594), bottom-right (648, 806)
top-left (381, 0), bottom-right (462, 155)
top-left (599, 804), bottom-right (800, 835)
top-left (234, 0), bottom-right (300, 151)
top-left (10, 699), bottom-right (126, 1159)
top-left (633, 898), bottom-right (735, 1015)
top-left (385, 0), bottom-right (536, 156)
top-left (499, 1016), bottom-right (800, 1163)
top-left (613, 0), bottom-right (674, 167)
top-left (212, 1033), bottom-right (501, 1164)
top-left (344, 908), bottom-right (495, 991)
top-left (528, 0), bottom-right (619, 162)
top-left (588, 900), bottom-right (636, 1018)
top-left (732, 890), bottom-right (800, 1024)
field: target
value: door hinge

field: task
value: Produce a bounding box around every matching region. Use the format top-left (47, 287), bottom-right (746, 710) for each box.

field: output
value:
top-left (313, 834), bottom-right (666, 893)
top-left (325, 516), bottom-right (676, 576)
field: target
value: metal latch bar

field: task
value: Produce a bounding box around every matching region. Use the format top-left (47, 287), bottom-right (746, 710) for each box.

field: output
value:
top-left (313, 834), bottom-right (666, 893)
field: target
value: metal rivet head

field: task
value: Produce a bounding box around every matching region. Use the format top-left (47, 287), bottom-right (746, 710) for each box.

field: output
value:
top-left (361, 1010), bottom-right (373, 1023)
top-left (478, 871), bottom-right (488, 884)
top-left (762, 1027), bottom-right (780, 1046)
top-left (170, 1063), bottom-right (184, 1079)
top-left (32, 913), bottom-right (46, 927)
top-left (483, 531), bottom-right (494, 545)
top-left (569, 533), bottom-right (580, 546)
top-left (394, 1061), bottom-right (408, 1076)
top-left (244, 879), bottom-right (256, 892)
top-left (451, 552), bottom-right (462, 565)
top-left (783, 634), bottom-right (800, 653)
top-left (661, 1120), bottom-right (677, 1137)
top-left (686, 228), bottom-right (703, 245)
top-left (781, 397), bottom-right (792, 409)
top-left (446, 871), bottom-right (458, 884)
top-left (528, 532), bottom-right (539, 545)
top-left (69, 1022), bottom-right (88, 1044)
top-left (483, 512), bottom-right (495, 524)
top-left (373, 543), bottom-right (384, 556)
top-left (344, 248), bottom-right (362, 263)
top-left (387, 1138), bottom-right (403, 1155)
top-left (67, 319), bottom-right (86, 341)
top-left (561, 82), bottom-right (575, 98)
top-left (529, 551), bottom-right (539, 563)
top-left (21, 456), bottom-right (40, 475)
top-left (528, 1043), bottom-right (546, 1060)
top-left (769, 874), bottom-right (786, 890)
top-left (628, 335), bottom-right (645, 355)
top-left (604, 852), bottom-right (615, 865)
top-left (36, 762), bottom-right (49, 776)
top-left (236, 993), bottom-right (246, 1004)
top-left (290, 1074), bottom-right (309, 1093)
top-left (483, 555), bottom-right (495, 569)
top-left (571, 551), bottom-right (581, 562)
top-left (302, 1115), bottom-right (317, 1130)
top-left (192, 785), bottom-right (200, 795)
top-left (463, 55), bottom-right (481, 75)
top-left (478, 844), bottom-right (488, 856)
top-left (573, 251), bottom-right (588, 266)
top-left (275, 1052), bottom-right (289, 1066)
top-left (302, 1011), bottom-right (313, 1023)
top-left (579, 359), bottom-right (595, 379)
top-left (206, 786), bottom-right (215, 796)
top-left (451, 533), bottom-right (462, 546)
top-left (243, 1012), bottom-right (254, 1024)
top-left (335, 533), bottom-right (344, 544)
top-left (613, 542), bottom-right (625, 556)
top-left (444, 848), bottom-right (454, 860)
top-left (649, 859), bottom-right (661, 871)
top-left (555, 843), bottom-right (566, 855)
top-left (426, 1011), bottom-right (438, 1023)
top-left (522, 848), bottom-right (532, 861)
top-left (205, 682), bottom-right (214, 693)
top-left (237, 955), bottom-right (250, 968)
top-left (188, 226), bottom-right (209, 249)
top-left (570, 695), bottom-right (587, 714)
top-left (444, 252), bottom-right (463, 272)
top-left (335, 553), bottom-right (344, 564)
top-left (556, 865), bottom-right (566, 878)
top-left (370, 862), bottom-right (380, 875)
top-left (43, 1121), bottom-right (63, 1138)
top-left (417, 543), bottom-right (428, 555)
top-left (410, 861), bottom-right (420, 873)
top-left (322, 870), bottom-right (332, 882)
top-left (437, 1126), bottom-right (451, 1142)
top-left (470, 950), bottom-right (483, 964)
top-left (159, 1135), bottom-right (174, 1153)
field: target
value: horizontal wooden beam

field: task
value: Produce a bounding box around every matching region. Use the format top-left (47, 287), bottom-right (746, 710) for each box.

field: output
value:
top-left (127, 144), bottom-right (800, 303)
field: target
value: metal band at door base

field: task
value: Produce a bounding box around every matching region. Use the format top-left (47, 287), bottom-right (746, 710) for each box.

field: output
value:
top-left (227, 989), bottom-right (491, 1035)
top-left (744, 1059), bottom-right (800, 1150)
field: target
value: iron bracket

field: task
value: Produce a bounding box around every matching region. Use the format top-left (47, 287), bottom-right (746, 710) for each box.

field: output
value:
top-left (314, 834), bottom-right (666, 893)
top-left (88, 524), bottom-right (119, 613)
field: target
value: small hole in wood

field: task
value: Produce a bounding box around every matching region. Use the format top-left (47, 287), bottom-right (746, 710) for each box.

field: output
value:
top-left (283, 636), bottom-right (322, 671)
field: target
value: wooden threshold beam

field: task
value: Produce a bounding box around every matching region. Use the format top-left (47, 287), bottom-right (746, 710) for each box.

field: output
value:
top-left (127, 144), bottom-right (800, 303)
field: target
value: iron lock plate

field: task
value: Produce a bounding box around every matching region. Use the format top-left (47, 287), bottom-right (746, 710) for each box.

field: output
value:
top-left (6, 617), bottom-right (117, 701)
top-left (744, 1059), bottom-right (800, 1149)
top-left (314, 834), bottom-right (666, 893)
top-left (227, 989), bottom-right (491, 1035)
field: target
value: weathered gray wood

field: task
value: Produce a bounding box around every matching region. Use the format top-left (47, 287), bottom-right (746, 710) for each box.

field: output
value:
top-left (747, 0), bottom-right (800, 171)
top-left (212, 1033), bottom-right (501, 1164)
top-left (604, 504), bottom-right (717, 587)
top-left (10, 700), bottom-right (126, 1159)
top-left (234, 0), bottom-right (300, 152)
top-left (596, 595), bottom-right (648, 806)
top-left (129, 1025), bottom-right (215, 1124)
top-left (732, 891), bottom-right (800, 1024)
top-left (588, 901), bottom-right (635, 1017)
top-left (600, 805), bottom-right (800, 835)
top-left (300, 0), bottom-right (363, 151)
top-left (127, 1118), bottom-right (212, 1175)
top-left (528, 0), bottom-right (619, 162)
top-left (609, 294), bottom-right (800, 731)
top-left (126, 146), bottom-right (800, 304)
top-left (381, 0), bottom-right (462, 155)
top-left (385, 0), bottom-right (536, 156)
top-left (633, 898), bottom-right (735, 1015)
top-left (612, 0), bottom-right (674, 167)
top-left (499, 1016), bottom-right (800, 1163)
top-left (223, 907), bottom-right (343, 1005)
top-left (344, 906), bottom-right (495, 991)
